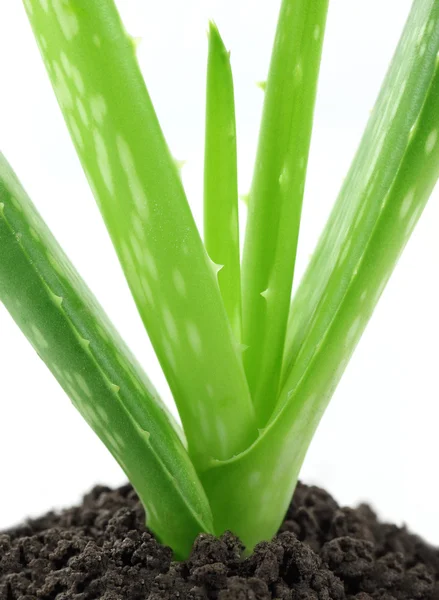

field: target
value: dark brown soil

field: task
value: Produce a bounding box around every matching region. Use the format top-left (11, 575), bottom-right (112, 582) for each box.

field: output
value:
top-left (1, 482), bottom-right (438, 600)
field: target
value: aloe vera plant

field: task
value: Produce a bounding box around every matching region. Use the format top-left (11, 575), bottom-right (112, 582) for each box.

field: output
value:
top-left (1, 0), bottom-right (438, 559)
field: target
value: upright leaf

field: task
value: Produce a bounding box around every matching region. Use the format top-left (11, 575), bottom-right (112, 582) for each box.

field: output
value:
top-left (23, 0), bottom-right (256, 467)
top-left (241, 0), bottom-right (329, 425)
top-left (282, 0), bottom-right (439, 385)
top-left (201, 0), bottom-right (439, 551)
top-left (204, 22), bottom-right (241, 341)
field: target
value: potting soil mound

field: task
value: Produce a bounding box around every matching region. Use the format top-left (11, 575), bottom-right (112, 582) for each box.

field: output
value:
top-left (1, 482), bottom-right (438, 599)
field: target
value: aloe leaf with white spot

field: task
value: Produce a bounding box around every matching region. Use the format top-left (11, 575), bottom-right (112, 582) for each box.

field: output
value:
top-left (200, 0), bottom-right (439, 550)
top-left (204, 22), bottom-right (241, 341)
top-left (0, 153), bottom-right (214, 559)
top-left (23, 0), bottom-right (256, 468)
top-left (3, 0), bottom-right (439, 563)
top-left (281, 0), bottom-right (439, 388)
top-left (241, 0), bottom-right (329, 426)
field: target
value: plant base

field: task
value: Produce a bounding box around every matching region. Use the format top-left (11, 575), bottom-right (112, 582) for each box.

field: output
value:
top-left (1, 482), bottom-right (437, 599)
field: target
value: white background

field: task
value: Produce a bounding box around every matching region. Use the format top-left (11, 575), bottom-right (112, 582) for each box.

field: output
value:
top-left (0, 1), bottom-right (438, 545)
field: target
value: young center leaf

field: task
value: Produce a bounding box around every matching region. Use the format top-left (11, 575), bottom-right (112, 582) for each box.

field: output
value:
top-left (0, 154), bottom-right (214, 558)
top-left (23, 0), bottom-right (256, 467)
top-left (200, 0), bottom-right (439, 551)
top-left (204, 22), bottom-right (241, 341)
top-left (241, 0), bottom-right (329, 425)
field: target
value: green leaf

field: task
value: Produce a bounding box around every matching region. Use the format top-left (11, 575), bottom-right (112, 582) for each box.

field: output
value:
top-left (241, 0), bottom-right (329, 425)
top-left (0, 153), bottom-right (214, 558)
top-left (23, 0), bottom-right (256, 467)
top-left (282, 0), bottom-right (439, 385)
top-left (204, 22), bottom-right (241, 341)
top-left (201, 0), bottom-right (439, 552)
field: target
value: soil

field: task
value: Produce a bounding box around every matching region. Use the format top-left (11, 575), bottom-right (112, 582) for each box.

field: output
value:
top-left (1, 482), bottom-right (438, 600)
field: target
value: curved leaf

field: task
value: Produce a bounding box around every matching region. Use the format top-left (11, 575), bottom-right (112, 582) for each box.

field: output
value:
top-left (0, 154), bottom-right (214, 558)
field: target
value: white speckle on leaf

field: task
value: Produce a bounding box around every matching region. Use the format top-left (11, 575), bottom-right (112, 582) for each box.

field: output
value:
top-left (140, 275), bottom-right (154, 305)
top-left (24, 0), bottom-right (33, 15)
top-left (70, 65), bottom-right (85, 95)
top-left (162, 337), bottom-right (177, 371)
top-left (53, 0), bottom-right (79, 40)
top-left (93, 34), bottom-right (101, 47)
top-left (76, 98), bottom-right (89, 126)
top-left (206, 383), bottom-right (214, 398)
top-left (31, 325), bottom-right (49, 349)
top-left (64, 371), bottom-right (73, 385)
top-left (90, 94), bottom-right (108, 124)
top-left (173, 269), bottom-right (186, 297)
top-left (93, 130), bottom-right (114, 194)
top-left (132, 214), bottom-right (146, 241)
top-left (75, 373), bottom-right (92, 398)
top-left (405, 204), bottom-right (423, 237)
top-left (68, 115), bottom-right (84, 149)
top-left (216, 419), bottom-right (228, 452)
top-left (47, 252), bottom-right (62, 275)
top-left (186, 321), bottom-right (202, 356)
top-left (95, 405), bottom-right (110, 424)
top-left (130, 235), bottom-right (144, 266)
top-left (419, 42), bottom-right (426, 57)
top-left (163, 306), bottom-right (178, 340)
top-left (114, 432), bottom-right (125, 448)
top-left (373, 278), bottom-right (388, 308)
top-left (144, 249), bottom-right (158, 280)
top-left (116, 135), bottom-right (149, 218)
top-left (293, 61), bottom-right (303, 82)
top-left (248, 471), bottom-right (261, 487)
top-left (53, 61), bottom-right (73, 109)
top-left (345, 316), bottom-right (362, 347)
top-left (313, 25), bottom-right (321, 40)
top-left (60, 52), bottom-right (72, 77)
top-left (399, 188), bottom-right (415, 219)
top-left (120, 240), bottom-right (135, 273)
top-left (338, 239), bottom-right (352, 265)
top-left (425, 129), bottom-right (438, 155)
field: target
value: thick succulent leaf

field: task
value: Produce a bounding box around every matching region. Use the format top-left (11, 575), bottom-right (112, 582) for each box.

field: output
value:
top-left (201, 2), bottom-right (439, 551)
top-left (282, 0), bottom-right (439, 385)
top-left (0, 154), bottom-right (214, 558)
top-left (241, 0), bottom-right (329, 425)
top-left (204, 22), bottom-right (241, 341)
top-left (23, 0), bottom-right (256, 467)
